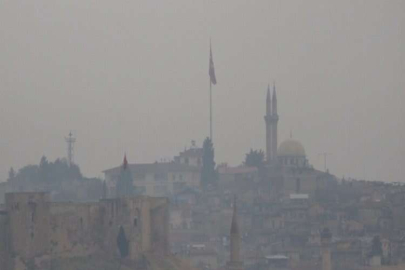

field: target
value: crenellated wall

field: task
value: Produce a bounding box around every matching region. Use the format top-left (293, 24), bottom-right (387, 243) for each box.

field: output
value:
top-left (1, 192), bottom-right (169, 270)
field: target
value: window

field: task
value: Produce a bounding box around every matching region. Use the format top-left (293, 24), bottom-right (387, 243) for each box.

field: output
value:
top-left (134, 173), bottom-right (146, 180)
top-left (154, 173), bottom-right (167, 181)
top-left (134, 217), bottom-right (138, 227)
top-left (174, 182), bottom-right (186, 193)
top-left (137, 186), bottom-right (146, 194)
top-left (154, 185), bottom-right (168, 195)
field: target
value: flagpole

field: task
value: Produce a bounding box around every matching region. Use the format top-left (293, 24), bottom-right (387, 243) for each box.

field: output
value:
top-left (209, 38), bottom-right (215, 142)
top-left (210, 79), bottom-right (213, 141)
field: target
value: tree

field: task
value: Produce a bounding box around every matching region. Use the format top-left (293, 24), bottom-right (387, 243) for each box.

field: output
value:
top-left (116, 155), bottom-right (135, 198)
top-left (7, 156), bottom-right (103, 201)
top-left (102, 180), bottom-right (108, 199)
top-left (39, 156), bottom-right (49, 181)
top-left (48, 158), bottom-right (82, 182)
top-left (201, 137), bottom-right (217, 189)
top-left (244, 149), bottom-right (265, 169)
top-left (13, 156), bottom-right (82, 183)
top-left (18, 165), bottom-right (40, 182)
top-left (370, 235), bottom-right (383, 257)
top-left (244, 149), bottom-right (266, 180)
top-left (7, 167), bottom-right (15, 182)
top-left (116, 226), bottom-right (129, 270)
top-left (39, 156), bottom-right (49, 170)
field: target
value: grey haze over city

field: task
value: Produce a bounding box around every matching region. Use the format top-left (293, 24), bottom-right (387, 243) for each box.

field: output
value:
top-left (0, 0), bottom-right (404, 182)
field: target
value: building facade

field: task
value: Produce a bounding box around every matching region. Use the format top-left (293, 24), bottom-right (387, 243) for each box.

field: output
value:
top-left (104, 145), bottom-right (203, 198)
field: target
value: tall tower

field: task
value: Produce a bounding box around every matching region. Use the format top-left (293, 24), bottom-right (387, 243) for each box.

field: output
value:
top-left (227, 197), bottom-right (243, 270)
top-left (271, 84), bottom-right (278, 161)
top-left (264, 83), bottom-right (279, 164)
top-left (321, 228), bottom-right (332, 270)
top-left (65, 132), bottom-right (76, 166)
top-left (265, 85), bottom-right (272, 163)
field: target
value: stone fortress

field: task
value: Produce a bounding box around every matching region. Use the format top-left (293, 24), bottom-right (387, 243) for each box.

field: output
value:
top-left (0, 192), bottom-right (170, 270)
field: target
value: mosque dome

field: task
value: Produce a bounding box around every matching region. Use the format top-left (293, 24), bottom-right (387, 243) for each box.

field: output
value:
top-left (277, 139), bottom-right (306, 157)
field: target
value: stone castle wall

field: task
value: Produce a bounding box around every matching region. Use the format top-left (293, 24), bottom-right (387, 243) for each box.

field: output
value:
top-left (0, 192), bottom-right (169, 270)
top-left (0, 208), bottom-right (10, 269)
top-left (6, 192), bottom-right (51, 260)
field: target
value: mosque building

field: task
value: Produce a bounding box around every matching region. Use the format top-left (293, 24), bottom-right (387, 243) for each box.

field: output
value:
top-left (264, 84), bottom-right (336, 198)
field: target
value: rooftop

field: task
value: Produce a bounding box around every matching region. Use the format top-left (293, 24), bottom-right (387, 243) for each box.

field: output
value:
top-left (103, 162), bottom-right (200, 175)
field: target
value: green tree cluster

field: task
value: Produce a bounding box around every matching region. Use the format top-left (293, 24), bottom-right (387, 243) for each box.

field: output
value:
top-left (116, 157), bottom-right (135, 198)
top-left (244, 149), bottom-right (266, 180)
top-left (370, 235), bottom-right (383, 257)
top-left (244, 149), bottom-right (265, 169)
top-left (201, 137), bottom-right (218, 189)
top-left (7, 156), bottom-right (82, 183)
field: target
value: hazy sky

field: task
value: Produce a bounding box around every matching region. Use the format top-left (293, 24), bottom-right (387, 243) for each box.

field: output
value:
top-left (0, 1), bottom-right (404, 182)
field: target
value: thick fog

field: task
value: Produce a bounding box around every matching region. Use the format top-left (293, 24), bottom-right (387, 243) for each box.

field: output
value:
top-left (0, 1), bottom-right (404, 181)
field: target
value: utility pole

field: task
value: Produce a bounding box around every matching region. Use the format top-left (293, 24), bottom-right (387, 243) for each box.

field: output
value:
top-left (65, 132), bottom-right (76, 167)
top-left (318, 152), bottom-right (332, 172)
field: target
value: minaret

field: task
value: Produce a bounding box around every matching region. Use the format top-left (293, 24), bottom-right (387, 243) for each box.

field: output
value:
top-left (227, 197), bottom-right (243, 270)
top-left (271, 83), bottom-right (279, 162)
top-left (321, 228), bottom-right (332, 270)
top-left (265, 85), bottom-right (272, 163)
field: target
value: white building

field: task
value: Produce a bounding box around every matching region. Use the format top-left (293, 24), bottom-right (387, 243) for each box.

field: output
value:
top-left (103, 144), bottom-right (203, 197)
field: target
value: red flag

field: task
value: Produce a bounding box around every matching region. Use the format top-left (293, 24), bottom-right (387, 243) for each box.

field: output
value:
top-left (209, 44), bottom-right (217, 85)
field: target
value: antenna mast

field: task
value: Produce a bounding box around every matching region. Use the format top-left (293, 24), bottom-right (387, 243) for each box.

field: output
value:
top-left (318, 152), bottom-right (332, 172)
top-left (65, 132), bottom-right (76, 166)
